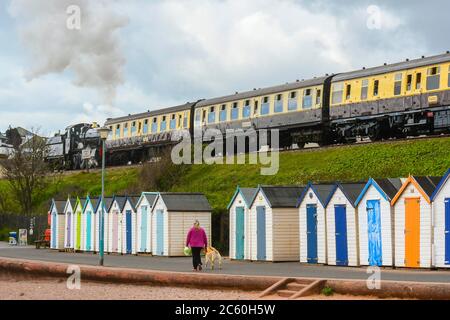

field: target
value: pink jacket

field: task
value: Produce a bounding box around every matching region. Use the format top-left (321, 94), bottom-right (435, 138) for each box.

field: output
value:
top-left (186, 227), bottom-right (208, 248)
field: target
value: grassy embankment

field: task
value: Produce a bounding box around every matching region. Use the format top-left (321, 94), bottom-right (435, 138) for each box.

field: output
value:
top-left (1, 137), bottom-right (450, 215)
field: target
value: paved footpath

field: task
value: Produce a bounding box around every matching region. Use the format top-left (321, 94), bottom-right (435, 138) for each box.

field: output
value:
top-left (1, 242), bottom-right (449, 283)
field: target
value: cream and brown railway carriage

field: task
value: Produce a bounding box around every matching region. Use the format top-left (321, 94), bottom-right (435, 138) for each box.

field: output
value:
top-left (104, 102), bottom-right (197, 164)
top-left (330, 53), bottom-right (450, 141)
top-left (194, 77), bottom-right (332, 149)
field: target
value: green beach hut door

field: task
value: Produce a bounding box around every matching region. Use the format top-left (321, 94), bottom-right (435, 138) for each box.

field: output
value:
top-left (235, 207), bottom-right (245, 259)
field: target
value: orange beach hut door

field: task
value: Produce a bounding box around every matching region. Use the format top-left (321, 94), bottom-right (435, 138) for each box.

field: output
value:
top-left (405, 198), bottom-right (420, 268)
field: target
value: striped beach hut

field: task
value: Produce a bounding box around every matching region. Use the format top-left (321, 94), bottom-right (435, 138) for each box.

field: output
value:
top-left (82, 196), bottom-right (99, 252)
top-left (73, 198), bottom-right (86, 251)
top-left (431, 169), bottom-right (450, 268)
top-left (297, 183), bottom-right (335, 265)
top-left (151, 193), bottom-right (212, 256)
top-left (94, 197), bottom-right (114, 253)
top-left (135, 192), bottom-right (158, 254)
top-left (248, 185), bottom-right (304, 262)
top-left (64, 197), bottom-right (76, 249)
top-left (325, 182), bottom-right (366, 266)
top-left (391, 176), bottom-right (441, 268)
top-left (107, 196), bottom-right (127, 253)
top-left (355, 178), bottom-right (403, 267)
top-left (227, 187), bottom-right (257, 260)
top-left (121, 196), bottom-right (140, 255)
top-left (50, 199), bottom-right (66, 250)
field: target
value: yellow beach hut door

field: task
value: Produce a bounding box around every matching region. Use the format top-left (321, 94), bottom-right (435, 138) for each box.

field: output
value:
top-left (405, 198), bottom-right (420, 268)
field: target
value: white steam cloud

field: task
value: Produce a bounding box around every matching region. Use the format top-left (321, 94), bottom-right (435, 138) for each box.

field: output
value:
top-left (8, 0), bottom-right (129, 107)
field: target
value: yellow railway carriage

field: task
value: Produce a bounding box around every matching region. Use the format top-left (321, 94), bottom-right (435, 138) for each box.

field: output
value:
top-left (194, 76), bottom-right (332, 148)
top-left (330, 53), bottom-right (450, 141)
top-left (104, 102), bottom-right (196, 164)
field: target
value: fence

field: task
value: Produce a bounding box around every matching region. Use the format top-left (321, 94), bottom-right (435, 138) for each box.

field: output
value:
top-left (0, 213), bottom-right (48, 243)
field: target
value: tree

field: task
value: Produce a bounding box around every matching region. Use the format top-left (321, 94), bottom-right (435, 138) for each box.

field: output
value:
top-left (0, 128), bottom-right (50, 215)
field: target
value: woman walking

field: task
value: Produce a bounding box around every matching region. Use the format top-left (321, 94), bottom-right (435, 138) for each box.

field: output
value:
top-left (186, 220), bottom-right (208, 271)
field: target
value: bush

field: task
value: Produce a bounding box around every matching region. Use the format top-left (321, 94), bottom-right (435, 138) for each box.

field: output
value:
top-left (321, 286), bottom-right (334, 296)
top-left (0, 227), bottom-right (11, 242)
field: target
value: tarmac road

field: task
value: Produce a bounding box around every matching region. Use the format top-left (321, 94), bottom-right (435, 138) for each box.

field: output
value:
top-left (1, 242), bottom-right (449, 283)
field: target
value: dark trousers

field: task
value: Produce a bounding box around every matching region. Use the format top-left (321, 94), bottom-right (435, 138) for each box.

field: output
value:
top-left (191, 247), bottom-right (203, 269)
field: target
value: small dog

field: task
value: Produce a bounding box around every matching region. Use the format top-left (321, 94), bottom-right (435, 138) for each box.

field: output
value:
top-left (204, 246), bottom-right (222, 270)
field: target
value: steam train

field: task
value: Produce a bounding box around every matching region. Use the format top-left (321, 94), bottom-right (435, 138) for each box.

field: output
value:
top-left (46, 123), bottom-right (102, 170)
top-left (48, 53), bottom-right (450, 168)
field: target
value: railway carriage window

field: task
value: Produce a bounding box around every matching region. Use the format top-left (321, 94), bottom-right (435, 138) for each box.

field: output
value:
top-left (394, 73), bottom-right (402, 96)
top-left (243, 100), bottom-right (251, 118)
top-left (131, 121), bottom-right (137, 136)
top-left (316, 89), bottom-right (322, 105)
top-left (288, 91), bottom-right (297, 111)
top-left (231, 103), bottom-right (239, 120)
top-left (194, 110), bottom-right (201, 127)
top-left (202, 110), bottom-right (207, 123)
top-left (426, 66), bottom-right (440, 90)
top-left (416, 73), bottom-right (422, 90)
top-left (274, 94), bottom-right (283, 113)
top-left (208, 107), bottom-right (216, 123)
top-left (253, 100), bottom-right (259, 115)
top-left (170, 114), bottom-right (176, 130)
top-left (261, 96), bottom-right (270, 115)
top-left (123, 123), bottom-right (129, 137)
top-left (115, 124), bottom-right (120, 137)
top-left (161, 116), bottom-right (167, 131)
top-left (361, 80), bottom-right (368, 100)
top-left (331, 83), bottom-right (343, 104)
top-left (406, 74), bottom-right (413, 91)
top-left (303, 89), bottom-right (312, 109)
top-left (345, 84), bottom-right (352, 100)
top-left (143, 120), bottom-right (148, 134)
top-left (219, 104), bottom-right (227, 122)
top-left (373, 80), bottom-right (379, 97)
top-left (448, 66), bottom-right (450, 87)
top-left (183, 111), bottom-right (189, 128)
top-left (151, 118), bottom-right (158, 133)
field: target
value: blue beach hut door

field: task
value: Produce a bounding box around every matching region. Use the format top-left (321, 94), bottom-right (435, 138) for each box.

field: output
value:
top-left (156, 210), bottom-right (164, 255)
top-left (334, 205), bottom-right (348, 266)
top-left (126, 210), bottom-right (132, 254)
top-left (235, 207), bottom-right (245, 259)
top-left (445, 199), bottom-right (450, 265)
top-left (256, 206), bottom-right (266, 260)
top-left (367, 200), bottom-right (382, 266)
top-left (306, 204), bottom-right (318, 263)
top-left (140, 206), bottom-right (148, 252)
top-left (52, 211), bottom-right (57, 248)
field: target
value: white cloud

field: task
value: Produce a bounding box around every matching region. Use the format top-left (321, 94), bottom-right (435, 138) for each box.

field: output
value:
top-left (1, 0), bottom-right (445, 135)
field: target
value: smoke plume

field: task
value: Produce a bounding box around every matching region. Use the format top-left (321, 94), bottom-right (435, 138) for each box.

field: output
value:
top-left (8, 0), bottom-right (128, 107)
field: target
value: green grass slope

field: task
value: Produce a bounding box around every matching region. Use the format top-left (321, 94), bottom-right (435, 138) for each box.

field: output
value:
top-left (171, 137), bottom-right (450, 212)
top-left (1, 137), bottom-right (450, 214)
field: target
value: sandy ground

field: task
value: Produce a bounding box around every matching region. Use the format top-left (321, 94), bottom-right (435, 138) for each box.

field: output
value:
top-left (0, 277), bottom-right (260, 300)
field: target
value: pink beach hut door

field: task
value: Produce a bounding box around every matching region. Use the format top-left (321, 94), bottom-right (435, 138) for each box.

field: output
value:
top-left (112, 211), bottom-right (119, 252)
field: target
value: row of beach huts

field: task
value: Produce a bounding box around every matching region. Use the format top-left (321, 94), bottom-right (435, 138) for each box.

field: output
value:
top-left (227, 171), bottom-right (450, 269)
top-left (49, 193), bottom-right (212, 256)
top-left (49, 169), bottom-right (450, 269)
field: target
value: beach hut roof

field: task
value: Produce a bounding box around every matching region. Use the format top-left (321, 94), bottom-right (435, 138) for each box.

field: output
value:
top-left (326, 183), bottom-right (366, 208)
top-left (296, 183), bottom-right (336, 208)
top-left (391, 176), bottom-right (441, 205)
top-left (227, 187), bottom-right (257, 209)
top-left (51, 199), bottom-right (67, 214)
top-left (250, 185), bottom-right (304, 208)
top-left (158, 193), bottom-right (212, 212)
top-left (355, 178), bottom-right (403, 206)
top-left (432, 169), bottom-right (450, 200)
top-left (112, 196), bottom-right (128, 212)
top-left (135, 192), bottom-right (158, 208)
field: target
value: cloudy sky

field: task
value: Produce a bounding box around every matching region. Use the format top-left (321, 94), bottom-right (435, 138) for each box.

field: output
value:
top-left (0, 0), bottom-right (449, 136)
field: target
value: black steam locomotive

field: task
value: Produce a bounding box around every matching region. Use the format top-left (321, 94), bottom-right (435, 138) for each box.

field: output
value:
top-left (46, 123), bottom-right (102, 170)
